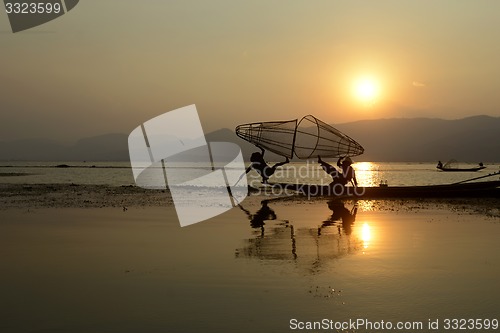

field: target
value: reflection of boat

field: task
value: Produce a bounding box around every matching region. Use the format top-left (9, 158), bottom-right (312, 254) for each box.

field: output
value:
top-left (265, 179), bottom-right (500, 198)
top-left (436, 159), bottom-right (486, 172)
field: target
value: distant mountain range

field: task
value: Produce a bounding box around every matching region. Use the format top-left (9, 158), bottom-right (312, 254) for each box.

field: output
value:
top-left (1, 116), bottom-right (499, 162)
top-left (334, 115), bottom-right (500, 163)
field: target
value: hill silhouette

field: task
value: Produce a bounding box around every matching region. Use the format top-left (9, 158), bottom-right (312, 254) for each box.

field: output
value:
top-left (335, 115), bottom-right (499, 162)
top-left (0, 116), bottom-right (498, 162)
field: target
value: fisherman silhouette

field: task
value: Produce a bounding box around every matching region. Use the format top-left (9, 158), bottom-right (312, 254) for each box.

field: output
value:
top-left (318, 156), bottom-right (358, 188)
top-left (246, 147), bottom-right (289, 184)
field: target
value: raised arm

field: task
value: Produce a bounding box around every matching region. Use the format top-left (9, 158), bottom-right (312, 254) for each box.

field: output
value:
top-left (318, 156), bottom-right (337, 175)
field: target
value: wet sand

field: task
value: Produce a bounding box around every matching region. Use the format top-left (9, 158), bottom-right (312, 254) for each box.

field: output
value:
top-left (0, 183), bottom-right (172, 209)
top-left (1, 183), bottom-right (499, 216)
top-left (1, 193), bottom-right (499, 333)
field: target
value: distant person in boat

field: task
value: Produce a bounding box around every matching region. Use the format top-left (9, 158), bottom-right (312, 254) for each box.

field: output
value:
top-left (437, 161), bottom-right (443, 169)
top-left (245, 147), bottom-right (289, 184)
top-left (318, 156), bottom-right (358, 187)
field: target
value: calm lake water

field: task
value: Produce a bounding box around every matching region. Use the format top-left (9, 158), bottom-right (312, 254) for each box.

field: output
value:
top-left (1, 161), bottom-right (499, 332)
top-left (1, 201), bottom-right (499, 333)
top-left (1, 161), bottom-right (498, 187)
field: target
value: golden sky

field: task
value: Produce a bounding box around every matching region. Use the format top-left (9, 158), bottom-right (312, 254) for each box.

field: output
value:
top-left (1, 1), bottom-right (500, 141)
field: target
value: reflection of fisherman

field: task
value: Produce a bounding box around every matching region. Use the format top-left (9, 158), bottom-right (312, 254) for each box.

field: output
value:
top-left (323, 200), bottom-right (357, 235)
top-left (318, 156), bottom-right (358, 188)
top-left (238, 200), bottom-right (277, 229)
top-left (246, 147), bottom-right (289, 184)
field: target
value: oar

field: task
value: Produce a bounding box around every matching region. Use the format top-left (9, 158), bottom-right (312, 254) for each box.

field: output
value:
top-left (451, 170), bottom-right (500, 185)
top-left (233, 171), bottom-right (247, 187)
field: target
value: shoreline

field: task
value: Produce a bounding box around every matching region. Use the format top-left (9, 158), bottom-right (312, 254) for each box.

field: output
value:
top-left (0, 183), bottom-right (172, 209)
top-left (1, 183), bottom-right (498, 217)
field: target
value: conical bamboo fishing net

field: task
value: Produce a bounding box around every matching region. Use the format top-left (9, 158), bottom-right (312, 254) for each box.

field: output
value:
top-left (235, 115), bottom-right (364, 159)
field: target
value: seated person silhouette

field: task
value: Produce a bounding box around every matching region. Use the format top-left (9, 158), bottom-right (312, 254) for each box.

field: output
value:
top-left (246, 147), bottom-right (289, 184)
top-left (318, 156), bottom-right (358, 188)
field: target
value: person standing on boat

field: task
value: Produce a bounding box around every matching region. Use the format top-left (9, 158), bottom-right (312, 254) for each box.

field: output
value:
top-left (245, 147), bottom-right (289, 184)
top-left (318, 156), bottom-right (358, 188)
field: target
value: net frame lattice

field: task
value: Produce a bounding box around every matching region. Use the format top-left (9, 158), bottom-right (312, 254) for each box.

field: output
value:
top-left (443, 159), bottom-right (459, 169)
top-left (235, 115), bottom-right (364, 159)
top-left (294, 115), bottom-right (364, 159)
top-left (235, 119), bottom-right (298, 158)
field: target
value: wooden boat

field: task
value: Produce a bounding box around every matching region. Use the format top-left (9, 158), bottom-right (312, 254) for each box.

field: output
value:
top-left (436, 159), bottom-right (486, 172)
top-left (437, 165), bottom-right (486, 172)
top-left (265, 180), bottom-right (500, 198)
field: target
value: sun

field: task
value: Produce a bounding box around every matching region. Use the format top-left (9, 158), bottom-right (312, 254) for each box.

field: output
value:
top-left (353, 77), bottom-right (380, 104)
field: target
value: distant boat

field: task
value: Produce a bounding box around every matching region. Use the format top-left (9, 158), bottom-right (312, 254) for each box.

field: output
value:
top-left (437, 165), bottom-right (486, 172)
top-left (436, 159), bottom-right (486, 172)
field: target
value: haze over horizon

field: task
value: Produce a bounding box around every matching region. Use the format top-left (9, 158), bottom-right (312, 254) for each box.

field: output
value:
top-left (2, 1), bottom-right (500, 142)
top-left (0, 114), bottom-right (497, 145)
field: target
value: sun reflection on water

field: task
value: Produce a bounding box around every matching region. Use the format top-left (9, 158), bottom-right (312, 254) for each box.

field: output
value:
top-left (354, 162), bottom-right (380, 187)
top-left (361, 223), bottom-right (372, 249)
top-left (356, 200), bottom-right (378, 212)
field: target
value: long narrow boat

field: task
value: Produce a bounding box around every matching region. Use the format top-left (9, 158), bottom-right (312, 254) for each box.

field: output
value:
top-left (437, 165), bottom-right (486, 172)
top-left (265, 180), bottom-right (500, 198)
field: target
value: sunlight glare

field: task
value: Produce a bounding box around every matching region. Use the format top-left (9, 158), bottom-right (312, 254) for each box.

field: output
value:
top-left (353, 77), bottom-right (380, 104)
top-left (361, 223), bottom-right (371, 249)
top-left (354, 162), bottom-right (379, 187)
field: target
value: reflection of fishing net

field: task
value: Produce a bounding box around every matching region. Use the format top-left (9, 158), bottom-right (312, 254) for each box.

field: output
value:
top-left (294, 115), bottom-right (364, 159)
top-left (235, 119), bottom-right (297, 158)
top-left (235, 115), bottom-right (364, 159)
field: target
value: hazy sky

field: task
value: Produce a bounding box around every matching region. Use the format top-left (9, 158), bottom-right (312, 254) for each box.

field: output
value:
top-left (1, 1), bottom-right (500, 142)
